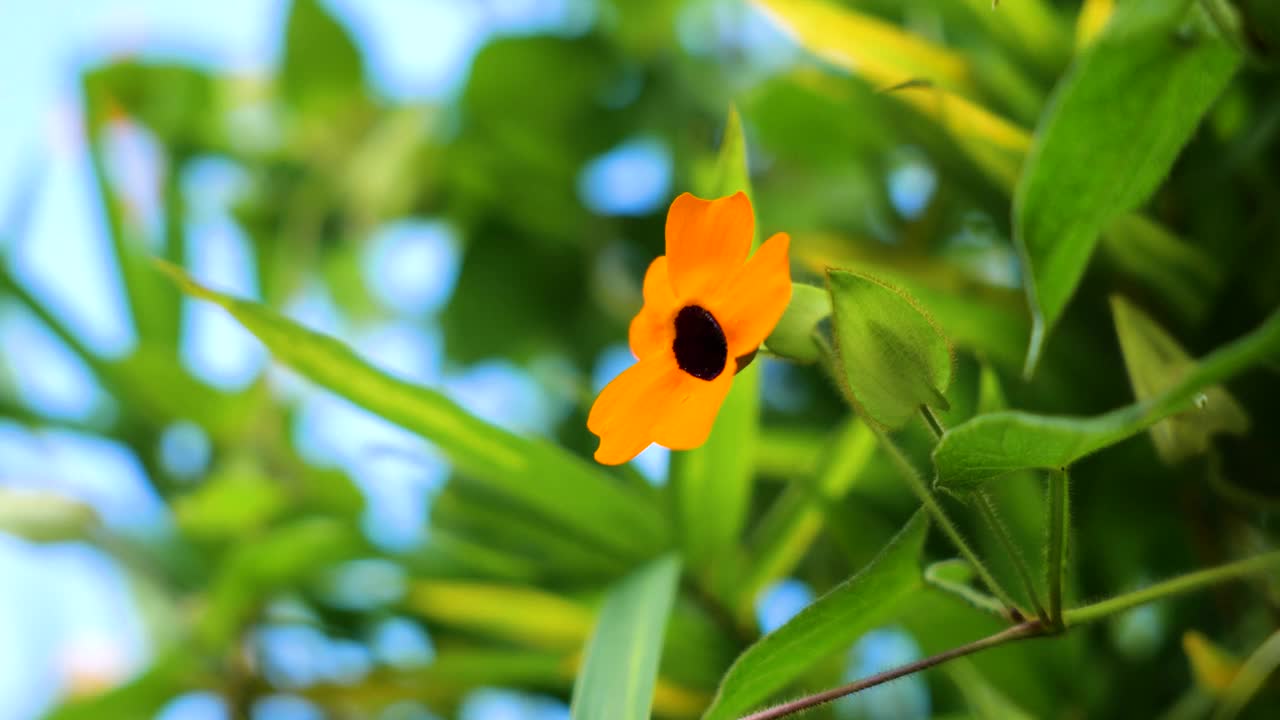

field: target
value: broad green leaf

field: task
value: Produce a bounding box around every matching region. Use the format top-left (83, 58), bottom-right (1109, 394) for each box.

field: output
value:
top-left (159, 263), bottom-right (668, 560)
top-left (407, 581), bottom-right (594, 651)
top-left (0, 490), bottom-right (97, 542)
top-left (752, 0), bottom-right (973, 94)
top-left (1111, 295), bottom-right (1248, 464)
top-left (934, 310), bottom-right (1280, 490)
top-left (764, 283), bottom-right (828, 363)
top-left (828, 269), bottom-right (954, 429)
top-left (280, 0), bottom-right (365, 111)
top-left (571, 554), bottom-right (682, 720)
top-left (740, 419), bottom-right (877, 606)
top-left (673, 106), bottom-right (759, 580)
top-left (1015, 0), bottom-right (1240, 373)
top-left (701, 511), bottom-right (929, 720)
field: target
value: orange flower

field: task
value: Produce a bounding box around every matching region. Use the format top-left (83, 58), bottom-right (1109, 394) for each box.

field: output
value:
top-left (588, 191), bottom-right (792, 465)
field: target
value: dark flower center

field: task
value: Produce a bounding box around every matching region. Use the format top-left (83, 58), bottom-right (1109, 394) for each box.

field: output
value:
top-left (673, 305), bottom-right (728, 380)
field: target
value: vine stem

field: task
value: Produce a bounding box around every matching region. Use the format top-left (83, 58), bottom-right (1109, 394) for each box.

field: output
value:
top-left (738, 621), bottom-right (1048, 720)
top-left (1046, 468), bottom-right (1070, 628)
top-left (736, 550), bottom-right (1280, 720)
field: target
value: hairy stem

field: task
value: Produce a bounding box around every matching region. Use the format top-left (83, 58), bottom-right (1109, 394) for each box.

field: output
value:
top-left (738, 550), bottom-right (1280, 720)
top-left (976, 490), bottom-right (1049, 625)
top-left (873, 425), bottom-right (1022, 620)
top-left (739, 621), bottom-right (1048, 720)
top-left (1046, 468), bottom-right (1070, 628)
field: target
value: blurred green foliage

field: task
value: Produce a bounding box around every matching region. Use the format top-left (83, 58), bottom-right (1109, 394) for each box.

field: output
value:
top-left (4, 0), bottom-right (1280, 718)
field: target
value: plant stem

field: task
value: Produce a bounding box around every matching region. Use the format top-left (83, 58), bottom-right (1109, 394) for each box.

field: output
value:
top-left (872, 425), bottom-right (1022, 620)
top-left (1064, 550), bottom-right (1280, 626)
top-left (976, 490), bottom-right (1049, 625)
top-left (740, 549), bottom-right (1280, 720)
top-left (920, 404), bottom-right (946, 439)
top-left (738, 620), bottom-right (1047, 720)
top-left (1046, 468), bottom-right (1069, 628)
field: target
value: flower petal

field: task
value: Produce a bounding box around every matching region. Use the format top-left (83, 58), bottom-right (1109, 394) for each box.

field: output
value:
top-left (665, 191), bottom-right (754, 301)
top-left (651, 371), bottom-right (734, 450)
top-left (588, 355), bottom-right (685, 465)
top-left (628, 256), bottom-right (677, 360)
top-left (710, 232), bottom-right (793, 357)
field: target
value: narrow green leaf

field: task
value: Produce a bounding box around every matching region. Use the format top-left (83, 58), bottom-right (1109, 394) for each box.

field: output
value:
top-left (1015, 0), bottom-right (1240, 373)
top-left (174, 469), bottom-right (287, 540)
top-left (934, 310), bottom-right (1280, 490)
top-left (673, 106), bottom-right (758, 578)
top-left (571, 554), bottom-right (682, 720)
top-left (1100, 214), bottom-right (1223, 327)
top-left (407, 581), bottom-right (594, 651)
top-left (42, 651), bottom-right (198, 720)
top-left (1112, 295), bottom-right (1248, 464)
top-left (701, 512), bottom-right (929, 720)
top-left (828, 269), bottom-right (954, 429)
top-left (159, 262), bottom-right (669, 561)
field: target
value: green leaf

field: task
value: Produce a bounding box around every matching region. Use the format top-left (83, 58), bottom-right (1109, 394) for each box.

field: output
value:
top-left (571, 554), bottom-right (682, 720)
top-left (702, 511), bottom-right (929, 720)
top-left (174, 468), bottom-right (288, 541)
top-left (934, 310), bottom-right (1280, 490)
top-left (199, 516), bottom-right (364, 646)
top-left (764, 283), bottom-right (829, 363)
top-left (407, 581), bottom-right (594, 651)
top-left (673, 106), bottom-right (759, 580)
top-left (1111, 295), bottom-right (1248, 464)
top-left (828, 269), bottom-right (954, 429)
top-left (158, 262), bottom-right (669, 561)
top-left (0, 490), bottom-right (97, 542)
top-left (280, 0), bottom-right (365, 110)
top-left (1100, 214), bottom-right (1223, 327)
top-left (740, 419), bottom-right (878, 607)
top-left (1014, 0), bottom-right (1240, 373)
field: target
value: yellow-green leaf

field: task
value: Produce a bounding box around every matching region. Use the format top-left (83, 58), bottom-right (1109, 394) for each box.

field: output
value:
top-left (1111, 296), bottom-right (1248, 464)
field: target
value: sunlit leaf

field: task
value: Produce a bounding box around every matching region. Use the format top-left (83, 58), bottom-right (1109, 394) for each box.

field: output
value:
top-left (752, 0), bottom-right (973, 94)
top-left (159, 263), bottom-right (670, 561)
top-left (933, 310), bottom-right (1280, 490)
top-left (828, 269), bottom-right (954, 429)
top-left (1015, 0), bottom-right (1240, 373)
top-left (0, 490), bottom-right (97, 542)
top-left (407, 581), bottom-right (594, 651)
top-left (571, 554), bottom-right (682, 720)
top-left (280, 0), bottom-right (365, 111)
top-left (174, 469), bottom-right (287, 540)
top-left (701, 511), bottom-right (928, 720)
top-left (1184, 631), bottom-right (1243, 693)
top-left (1111, 295), bottom-right (1248, 464)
